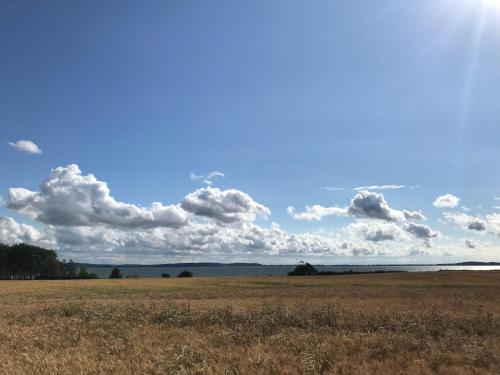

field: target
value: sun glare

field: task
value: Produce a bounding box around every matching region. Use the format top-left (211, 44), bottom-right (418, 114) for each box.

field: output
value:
top-left (484, 0), bottom-right (500, 8)
top-left (482, 0), bottom-right (500, 14)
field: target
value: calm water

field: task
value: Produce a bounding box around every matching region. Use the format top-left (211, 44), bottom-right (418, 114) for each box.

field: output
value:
top-left (87, 265), bottom-right (500, 278)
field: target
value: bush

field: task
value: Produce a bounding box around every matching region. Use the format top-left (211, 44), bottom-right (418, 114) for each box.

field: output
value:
top-left (288, 262), bottom-right (318, 276)
top-left (161, 273), bottom-right (170, 278)
top-left (77, 267), bottom-right (99, 279)
top-left (109, 267), bottom-right (123, 279)
top-left (177, 270), bottom-right (193, 278)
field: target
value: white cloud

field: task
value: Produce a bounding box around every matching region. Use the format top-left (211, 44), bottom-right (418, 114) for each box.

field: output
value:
top-left (181, 187), bottom-right (270, 223)
top-left (354, 185), bottom-right (406, 191)
top-left (7, 164), bottom-right (189, 228)
top-left (324, 184), bottom-right (412, 192)
top-left (345, 221), bottom-right (404, 242)
top-left (443, 212), bottom-right (487, 232)
top-left (402, 222), bottom-right (439, 247)
top-left (290, 190), bottom-right (425, 222)
top-left (3, 164), bottom-right (480, 263)
top-left (345, 220), bottom-right (439, 247)
top-left (287, 205), bottom-right (347, 221)
top-left (46, 221), bottom-right (350, 261)
top-left (323, 187), bottom-right (347, 191)
top-left (403, 210), bottom-right (427, 221)
top-left (348, 190), bottom-right (422, 222)
top-left (0, 216), bottom-right (42, 245)
top-left (433, 194), bottom-right (460, 208)
top-left (190, 171), bottom-right (225, 185)
top-left (49, 219), bottom-right (442, 264)
top-left (442, 211), bottom-right (500, 237)
top-left (485, 213), bottom-right (500, 236)
top-left (8, 140), bottom-right (42, 154)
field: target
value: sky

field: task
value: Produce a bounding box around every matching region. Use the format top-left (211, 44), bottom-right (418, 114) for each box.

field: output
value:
top-left (1, 0), bottom-right (499, 264)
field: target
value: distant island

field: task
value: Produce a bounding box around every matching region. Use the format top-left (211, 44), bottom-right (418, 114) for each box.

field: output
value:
top-left (437, 261), bottom-right (500, 266)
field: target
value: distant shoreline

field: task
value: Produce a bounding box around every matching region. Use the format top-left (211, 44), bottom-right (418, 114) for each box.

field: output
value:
top-left (76, 261), bottom-right (500, 268)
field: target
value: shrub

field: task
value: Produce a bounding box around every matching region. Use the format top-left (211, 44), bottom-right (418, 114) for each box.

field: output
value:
top-left (161, 273), bottom-right (170, 278)
top-left (77, 267), bottom-right (99, 279)
top-left (178, 270), bottom-right (193, 278)
top-left (288, 262), bottom-right (318, 276)
top-left (109, 267), bottom-right (123, 279)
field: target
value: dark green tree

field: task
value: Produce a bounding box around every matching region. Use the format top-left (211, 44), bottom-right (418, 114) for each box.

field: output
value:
top-left (288, 262), bottom-right (318, 276)
top-left (78, 266), bottom-right (89, 278)
top-left (109, 267), bottom-right (123, 279)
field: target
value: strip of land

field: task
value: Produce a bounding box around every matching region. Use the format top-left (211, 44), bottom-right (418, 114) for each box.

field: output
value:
top-left (0, 271), bottom-right (499, 374)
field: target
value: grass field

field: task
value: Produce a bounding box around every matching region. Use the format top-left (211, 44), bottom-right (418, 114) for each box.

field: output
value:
top-left (0, 271), bottom-right (499, 374)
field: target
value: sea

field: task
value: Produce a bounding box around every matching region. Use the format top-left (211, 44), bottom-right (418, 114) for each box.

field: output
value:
top-left (86, 264), bottom-right (500, 278)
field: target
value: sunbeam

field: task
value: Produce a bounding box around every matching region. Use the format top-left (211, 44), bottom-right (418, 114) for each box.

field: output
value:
top-left (454, 1), bottom-right (490, 187)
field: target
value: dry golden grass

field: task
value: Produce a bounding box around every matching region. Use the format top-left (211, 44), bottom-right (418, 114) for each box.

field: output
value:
top-left (0, 271), bottom-right (499, 374)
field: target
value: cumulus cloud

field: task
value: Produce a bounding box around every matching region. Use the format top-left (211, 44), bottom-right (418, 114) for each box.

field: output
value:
top-left (485, 213), bottom-right (500, 236)
top-left (433, 194), bottom-right (460, 208)
top-left (8, 140), bottom-right (42, 154)
top-left (0, 216), bottom-right (42, 244)
top-left (403, 222), bottom-right (439, 247)
top-left (443, 212), bottom-right (487, 232)
top-left (443, 211), bottom-right (500, 237)
top-left (464, 239), bottom-right (476, 249)
top-left (48, 221), bottom-right (358, 262)
top-left (345, 221), bottom-right (403, 242)
top-left (287, 205), bottom-right (347, 221)
top-left (181, 187), bottom-right (270, 223)
top-left (348, 190), bottom-right (422, 222)
top-left (345, 219), bottom-right (439, 247)
top-left (51, 218), bottom-right (437, 264)
top-left (7, 164), bottom-right (189, 228)
top-left (468, 221), bottom-right (487, 231)
top-left (403, 210), bottom-right (427, 221)
top-left (190, 171), bottom-right (225, 185)
top-left (3, 164), bottom-right (468, 263)
top-left (290, 191), bottom-right (425, 222)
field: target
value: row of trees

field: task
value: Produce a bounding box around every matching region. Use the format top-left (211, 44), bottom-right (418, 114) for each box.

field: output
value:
top-left (0, 243), bottom-right (97, 280)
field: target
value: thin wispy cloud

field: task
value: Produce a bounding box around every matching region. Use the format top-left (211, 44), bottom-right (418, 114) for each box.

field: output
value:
top-left (323, 187), bottom-right (347, 191)
top-left (8, 140), bottom-right (42, 155)
top-left (190, 171), bottom-right (225, 185)
top-left (324, 184), bottom-right (417, 192)
top-left (287, 205), bottom-right (347, 221)
top-left (354, 185), bottom-right (406, 191)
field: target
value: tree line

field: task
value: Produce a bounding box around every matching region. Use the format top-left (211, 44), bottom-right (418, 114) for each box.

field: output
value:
top-left (0, 243), bottom-right (97, 280)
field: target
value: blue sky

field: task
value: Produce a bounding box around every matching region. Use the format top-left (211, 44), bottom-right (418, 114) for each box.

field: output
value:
top-left (1, 0), bottom-right (499, 263)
